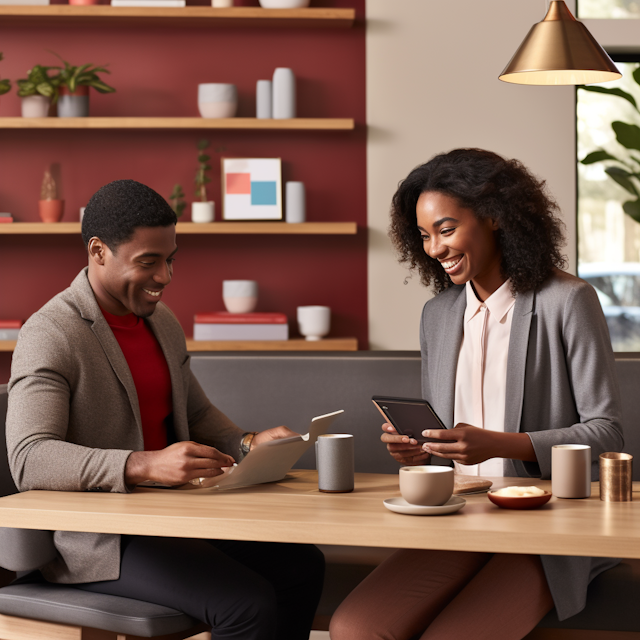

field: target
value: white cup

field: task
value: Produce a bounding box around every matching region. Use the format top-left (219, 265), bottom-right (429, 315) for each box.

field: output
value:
top-left (192, 201), bottom-right (214, 223)
top-left (223, 280), bottom-right (258, 314)
top-left (399, 466), bottom-right (454, 506)
top-left (551, 444), bottom-right (592, 499)
top-left (285, 182), bottom-right (306, 223)
top-left (297, 306), bottom-right (330, 341)
top-left (198, 83), bottom-right (238, 118)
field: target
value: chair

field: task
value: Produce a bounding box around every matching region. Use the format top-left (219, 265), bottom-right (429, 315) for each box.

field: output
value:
top-left (0, 384), bottom-right (209, 640)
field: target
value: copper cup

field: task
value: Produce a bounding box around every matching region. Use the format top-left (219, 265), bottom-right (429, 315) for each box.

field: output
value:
top-left (599, 452), bottom-right (633, 502)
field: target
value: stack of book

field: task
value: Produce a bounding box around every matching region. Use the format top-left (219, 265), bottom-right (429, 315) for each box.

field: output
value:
top-left (111, 0), bottom-right (186, 6)
top-left (0, 320), bottom-right (23, 340)
top-left (194, 312), bottom-right (289, 341)
top-left (0, 213), bottom-right (13, 224)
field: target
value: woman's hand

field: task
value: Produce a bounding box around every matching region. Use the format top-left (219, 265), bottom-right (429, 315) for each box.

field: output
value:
top-left (421, 423), bottom-right (537, 465)
top-left (381, 423), bottom-right (431, 466)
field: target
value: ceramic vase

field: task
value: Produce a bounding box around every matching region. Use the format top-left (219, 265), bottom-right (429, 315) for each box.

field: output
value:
top-left (58, 86), bottom-right (90, 118)
top-left (256, 80), bottom-right (272, 119)
top-left (272, 68), bottom-right (296, 119)
top-left (39, 200), bottom-right (65, 223)
top-left (285, 181), bottom-right (305, 223)
top-left (198, 83), bottom-right (237, 118)
top-left (21, 96), bottom-right (50, 118)
top-left (223, 280), bottom-right (258, 314)
top-left (192, 201), bottom-right (215, 223)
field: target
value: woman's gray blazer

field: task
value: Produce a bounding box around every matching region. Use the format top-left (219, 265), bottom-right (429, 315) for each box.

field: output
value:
top-left (419, 269), bottom-right (624, 621)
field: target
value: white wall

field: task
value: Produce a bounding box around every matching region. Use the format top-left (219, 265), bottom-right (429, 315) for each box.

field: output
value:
top-left (367, 0), bottom-right (578, 350)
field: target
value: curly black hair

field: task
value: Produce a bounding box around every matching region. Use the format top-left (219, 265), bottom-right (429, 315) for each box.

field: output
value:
top-left (81, 179), bottom-right (177, 251)
top-left (389, 148), bottom-right (567, 294)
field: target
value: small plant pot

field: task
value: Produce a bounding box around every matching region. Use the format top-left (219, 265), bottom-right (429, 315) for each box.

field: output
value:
top-left (192, 201), bottom-right (215, 223)
top-left (58, 86), bottom-right (90, 118)
top-left (21, 95), bottom-right (50, 118)
top-left (39, 200), bottom-right (65, 223)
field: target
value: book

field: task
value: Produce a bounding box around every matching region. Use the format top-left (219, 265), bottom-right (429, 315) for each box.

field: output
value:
top-left (0, 218), bottom-right (13, 223)
top-left (111, 0), bottom-right (186, 6)
top-left (0, 320), bottom-right (22, 341)
top-left (193, 312), bottom-right (288, 341)
top-left (0, 0), bottom-right (48, 4)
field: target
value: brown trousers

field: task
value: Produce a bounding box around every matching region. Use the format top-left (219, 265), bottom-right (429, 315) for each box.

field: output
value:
top-left (329, 550), bottom-right (553, 640)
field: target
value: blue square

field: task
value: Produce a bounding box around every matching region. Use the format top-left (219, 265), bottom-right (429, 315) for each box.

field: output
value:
top-left (251, 181), bottom-right (277, 205)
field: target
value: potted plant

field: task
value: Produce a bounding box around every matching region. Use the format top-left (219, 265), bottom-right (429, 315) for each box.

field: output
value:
top-left (39, 168), bottom-right (64, 223)
top-left (169, 184), bottom-right (186, 219)
top-left (0, 54), bottom-right (11, 102)
top-left (16, 65), bottom-right (60, 118)
top-left (192, 139), bottom-right (214, 223)
top-left (52, 53), bottom-right (115, 118)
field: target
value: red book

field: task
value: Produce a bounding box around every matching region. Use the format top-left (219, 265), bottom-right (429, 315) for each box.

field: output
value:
top-left (0, 218), bottom-right (13, 223)
top-left (0, 320), bottom-right (22, 329)
top-left (194, 312), bottom-right (288, 325)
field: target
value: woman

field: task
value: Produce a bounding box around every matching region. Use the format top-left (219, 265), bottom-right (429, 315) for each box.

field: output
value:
top-left (330, 149), bottom-right (623, 640)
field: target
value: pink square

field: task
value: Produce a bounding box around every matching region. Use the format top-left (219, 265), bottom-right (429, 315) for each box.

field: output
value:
top-left (226, 173), bottom-right (251, 195)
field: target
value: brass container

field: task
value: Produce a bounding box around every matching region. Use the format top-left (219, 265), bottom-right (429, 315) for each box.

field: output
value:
top-left (599, 453), bottom-right (633, 502)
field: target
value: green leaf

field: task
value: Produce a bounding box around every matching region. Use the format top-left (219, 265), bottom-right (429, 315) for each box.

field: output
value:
top-left (623, 199), bottom-right (640, 224)
top-left (581, 150), bottom-right (620, 164)
top-left (606, 166), bottom-right (639, 196)
top-left (633, 67), bottom-right (640, 87)
top-left (580, 85), bottom-right (639, 111)
top-left (0, 80), bottom-right (11, 96)
top-left (197, 139), bottom-right (210, 150)
top-left (88, 80), bottom-right (115, 93)
top-left (613, 121), bottom-right (640, 152)
top-left (36, 82), bottom-right (54, 97)
top-left (198, 154), bottom-right (210, 163)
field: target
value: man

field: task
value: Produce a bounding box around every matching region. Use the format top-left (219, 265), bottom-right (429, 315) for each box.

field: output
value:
top-left (6, 180), bottom-right (325, 640)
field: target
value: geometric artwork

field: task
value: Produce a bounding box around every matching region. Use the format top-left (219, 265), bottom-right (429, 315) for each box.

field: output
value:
top-left (222, 157), bottom-right (283, 220)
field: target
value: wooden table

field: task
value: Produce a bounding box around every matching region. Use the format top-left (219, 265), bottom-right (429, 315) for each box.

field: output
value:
top-left (0, 471), bottom-right (637, 559)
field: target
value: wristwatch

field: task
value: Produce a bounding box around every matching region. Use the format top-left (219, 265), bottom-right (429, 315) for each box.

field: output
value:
top-left (240, 432), bottom-right (258, 457)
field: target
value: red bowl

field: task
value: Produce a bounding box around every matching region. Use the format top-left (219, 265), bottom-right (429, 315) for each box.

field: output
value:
top-left (487, 490), bottom-right (552, 510)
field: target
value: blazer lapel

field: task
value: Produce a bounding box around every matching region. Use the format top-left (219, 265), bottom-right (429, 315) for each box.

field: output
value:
top-left (70, 269), bottom-right (143, 435)
top-left (504, 289), bottom-right (535, 433)
top-left (437, 287), bottom-right (466, 429)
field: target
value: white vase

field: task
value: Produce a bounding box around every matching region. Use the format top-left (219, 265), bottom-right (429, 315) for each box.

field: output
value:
top-left (259, 0), bottom-right (310, 7)
top-left (192, 201), bottom-right (215, 223)
top-left (272, 68), bottom-right (296, 119)
top-left (21, 95), bottom-right (50, 118)
top-left (256, 80), bottom-right (272, 119)
top-left (285, 181), bottom-right (306, 223)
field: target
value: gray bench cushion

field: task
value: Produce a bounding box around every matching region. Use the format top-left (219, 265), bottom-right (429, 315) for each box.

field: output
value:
top-left (0, 583), bottom-right (199, 637)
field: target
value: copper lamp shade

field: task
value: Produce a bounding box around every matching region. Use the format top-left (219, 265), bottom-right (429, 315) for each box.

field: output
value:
top-left (499, 1), bottom-right (621, 85)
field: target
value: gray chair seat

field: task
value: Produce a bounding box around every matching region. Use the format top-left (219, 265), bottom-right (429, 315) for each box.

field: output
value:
top-left (0, 582), bottom-right (199, 637)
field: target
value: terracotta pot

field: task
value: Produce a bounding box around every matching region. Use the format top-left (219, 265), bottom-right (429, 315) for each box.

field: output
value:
top-left (58, 86), bottom-right (90, 118)
top-left (39, 200), bottom-right (65, 223)
top-left (68, 0), bottom-right (100, 5)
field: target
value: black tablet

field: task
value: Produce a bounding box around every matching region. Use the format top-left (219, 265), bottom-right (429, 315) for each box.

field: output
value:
top-left (372, 396), bottom-right (449, 444)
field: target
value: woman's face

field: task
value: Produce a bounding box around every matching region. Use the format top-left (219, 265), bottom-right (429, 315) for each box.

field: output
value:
top-left (416, 191), bottom-right (504, 297)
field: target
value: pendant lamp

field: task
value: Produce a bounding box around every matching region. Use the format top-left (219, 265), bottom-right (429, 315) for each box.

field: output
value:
top-left (499, 1), bottom-right (621, 85)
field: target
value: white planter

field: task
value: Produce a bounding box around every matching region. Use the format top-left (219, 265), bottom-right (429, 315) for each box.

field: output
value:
top-left (272, 68), bottom-right (296, 119)
top-left (198, 83), bottom-right (237, 118)
top-left (223, 280), bottom-right (258, 313)
top-left (192, 201), bottom-right (215, 223)
top-left (21, 95), bottom-right (50, 118)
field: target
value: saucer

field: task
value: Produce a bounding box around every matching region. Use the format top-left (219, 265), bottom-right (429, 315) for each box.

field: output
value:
top-left (383, 496), bottom-right (466, 516)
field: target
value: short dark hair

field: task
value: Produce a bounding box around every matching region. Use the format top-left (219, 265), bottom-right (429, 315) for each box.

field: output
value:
top-left (81, 179), bottom-right (177, 251)
top-left (389, 148), bottom-right (567, 294)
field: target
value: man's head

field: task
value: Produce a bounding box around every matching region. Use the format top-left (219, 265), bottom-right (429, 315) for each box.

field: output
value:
top-left (83, 180), bottom-right (178, 318)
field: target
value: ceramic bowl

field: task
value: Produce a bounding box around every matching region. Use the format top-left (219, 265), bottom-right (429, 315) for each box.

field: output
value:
top-left (487, 490), bottom-right (552, 510)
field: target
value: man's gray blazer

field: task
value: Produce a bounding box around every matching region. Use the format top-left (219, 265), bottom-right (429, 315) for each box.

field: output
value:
top-left (6, 268), bottom-right (245, 584)
top-left (419, 269), bottom-right (624, 621)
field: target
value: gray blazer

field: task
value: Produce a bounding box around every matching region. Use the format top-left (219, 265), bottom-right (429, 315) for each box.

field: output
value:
top-left (6, 268), bottom-right (245, 584)
top-left (419, 269), bottom-right (624, 621)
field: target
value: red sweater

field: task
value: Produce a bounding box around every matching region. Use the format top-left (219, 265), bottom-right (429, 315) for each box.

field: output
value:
top-left (101, 307), bottom-right (172, 451)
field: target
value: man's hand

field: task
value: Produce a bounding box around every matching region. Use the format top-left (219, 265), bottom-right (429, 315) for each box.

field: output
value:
top-left (125, 441), bottom-right (236, 486)
top-left (252, 426), bottom-right (300, 449)
top-left (381, 422), bottom-right (430, 466)
top-left (421, 423), bottom-right (537, 465)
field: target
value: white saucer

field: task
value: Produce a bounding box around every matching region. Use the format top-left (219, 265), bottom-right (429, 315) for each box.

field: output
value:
top-left (383, 496), bottom-right (466, 516)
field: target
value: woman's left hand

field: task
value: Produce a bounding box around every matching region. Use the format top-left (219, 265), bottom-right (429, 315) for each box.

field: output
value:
top-left (421, 423), bottom-right (498, 465)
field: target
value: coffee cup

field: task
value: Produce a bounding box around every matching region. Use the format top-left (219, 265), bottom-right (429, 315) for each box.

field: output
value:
top-left (399, 466), bottom-right (454, 506)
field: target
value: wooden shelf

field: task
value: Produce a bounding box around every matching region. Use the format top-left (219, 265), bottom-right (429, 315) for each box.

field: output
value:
top-left (186, 337), bottom-right (358, 351)
top-left (0, 222), bottom-right (358, 235)
top-left (0, 117), bottom-right (355, 131)
top-left (1, 338), bottom-right (358, 352)
top-left (0, 6), bottom-right (356, 28)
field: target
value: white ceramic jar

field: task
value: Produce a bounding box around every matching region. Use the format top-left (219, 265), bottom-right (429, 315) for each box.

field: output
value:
top-left (272, 68), bottom-right (296, 119)
top-left (223, 280), bottom-right (258, 314)
top-left (198, 83), bottom-right (238, 118)
top-left (21, 95), bottom-right (50, 118)
top-left (297, 305), bottom-right (330, 340)
top-left (192, 201), bottom-right (215, 223)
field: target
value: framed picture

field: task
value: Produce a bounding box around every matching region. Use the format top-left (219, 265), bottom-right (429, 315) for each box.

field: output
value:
top-left (222, 158), bottom-right (283, 221)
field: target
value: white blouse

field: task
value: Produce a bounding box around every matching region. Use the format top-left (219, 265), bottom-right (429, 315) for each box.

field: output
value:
top-left (453, 279), bottom-right (516, 478)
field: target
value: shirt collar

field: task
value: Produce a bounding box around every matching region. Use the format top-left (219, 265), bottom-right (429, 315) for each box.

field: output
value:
top-left (464, 279), bottom-right (515, 324)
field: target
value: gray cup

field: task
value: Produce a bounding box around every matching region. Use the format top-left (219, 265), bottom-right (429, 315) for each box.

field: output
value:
top-left (315, 434), bottom-right (354, 493)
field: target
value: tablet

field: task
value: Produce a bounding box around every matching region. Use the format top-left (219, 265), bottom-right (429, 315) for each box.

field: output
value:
top-left (192, 409), bottom-right (344, 491)
top-left (372, 395), bottom-right (447, 444)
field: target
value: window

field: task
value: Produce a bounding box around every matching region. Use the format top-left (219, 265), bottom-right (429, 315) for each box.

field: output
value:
top-left (578, 0), bottom-right (640, 18)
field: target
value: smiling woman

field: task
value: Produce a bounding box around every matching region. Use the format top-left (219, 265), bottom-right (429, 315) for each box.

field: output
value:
top-left (330, 148), bottom-right (624, 640)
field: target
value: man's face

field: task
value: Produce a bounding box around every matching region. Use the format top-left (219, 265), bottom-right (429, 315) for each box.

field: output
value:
top-left (89, 225), bottom-right (178, 318)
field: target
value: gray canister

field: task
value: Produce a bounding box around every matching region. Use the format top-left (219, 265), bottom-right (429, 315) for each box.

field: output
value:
top-left (256, 80), bottom-right (272, 119)
top-left (316, 434), bottom-right (354, 493)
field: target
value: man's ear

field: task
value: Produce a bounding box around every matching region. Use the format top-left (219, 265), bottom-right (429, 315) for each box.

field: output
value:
top-left (490, 218), bottom-right (500, 231)
top-left (88, 237), bottom-right (107, 266)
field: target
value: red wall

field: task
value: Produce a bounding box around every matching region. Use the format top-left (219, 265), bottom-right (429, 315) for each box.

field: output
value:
top-left (0, 0), bottom-right (366, 383)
